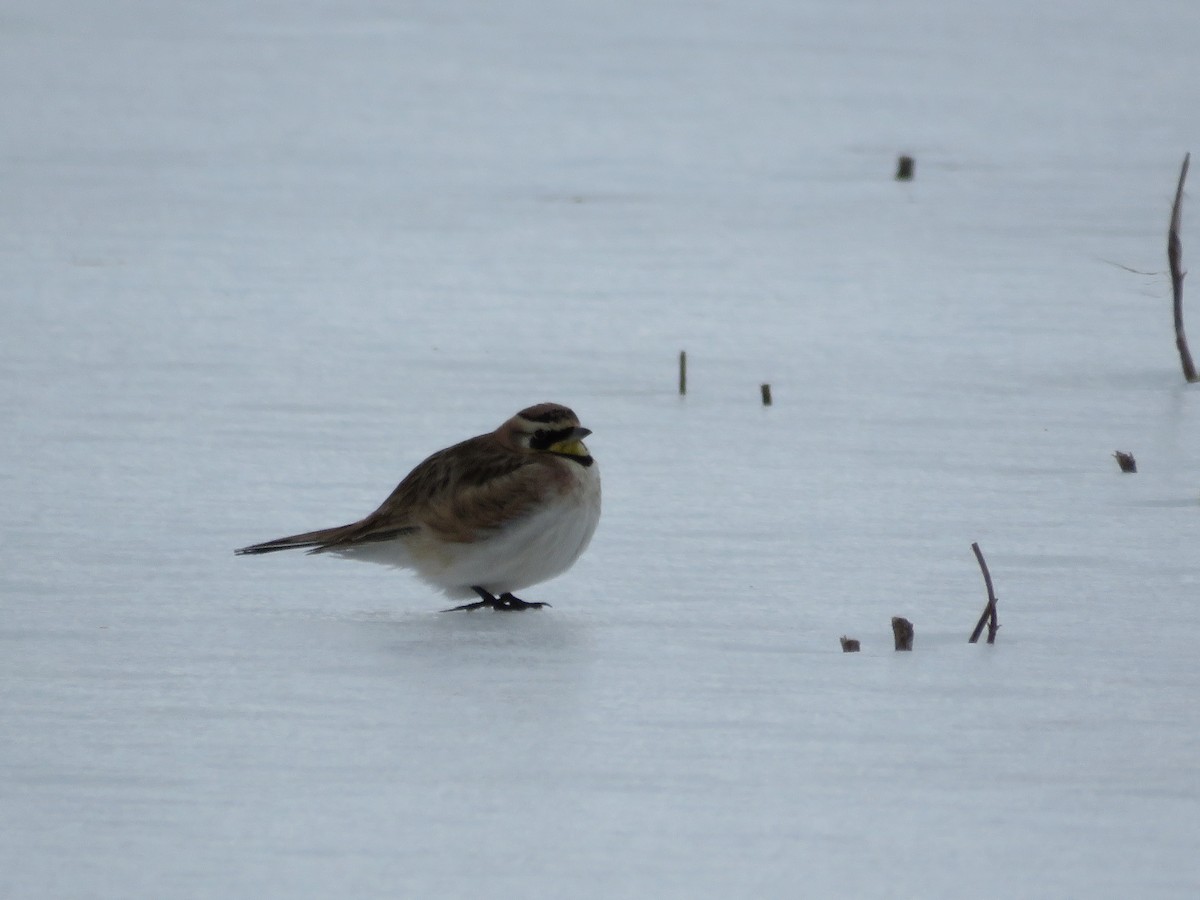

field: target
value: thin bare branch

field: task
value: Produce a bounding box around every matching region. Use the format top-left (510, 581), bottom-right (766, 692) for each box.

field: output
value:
top-left (1168, 153), bottom-right (1198, 382)
top-left (1093, 257), bottom-right (1158, 276)
top-left (969, 542), bottom-right (1000, 644)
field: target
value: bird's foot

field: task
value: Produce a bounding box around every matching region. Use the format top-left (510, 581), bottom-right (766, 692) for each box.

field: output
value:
top-left (442, 588), bottom-right (550, 612)
top-left (441, 598), bottom-right (492, 612)
top-left (494, 592), bottom-right (550, 611)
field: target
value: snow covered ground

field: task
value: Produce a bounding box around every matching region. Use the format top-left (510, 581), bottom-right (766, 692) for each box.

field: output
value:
top-left (2, 0), bottom-right (1199, 896)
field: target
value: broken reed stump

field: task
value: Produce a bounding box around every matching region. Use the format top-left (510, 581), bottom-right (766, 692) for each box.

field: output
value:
top-left (969, 542), bottom-right (1000, 644)
top-left (678, 350), bottom-right (687, 396)
top-left (1168, 153), bottom-right (1199, 383)
top-left (895, 155), bottom-right (915, 181)
top-left (891, 617), bottom-right (914, 651)
top-left (1113, 450), bottom-right (1137, 473)
top-left (839, 636), bottom-right (860, 653)
top-left (760, 383), bottom-right (772, 406)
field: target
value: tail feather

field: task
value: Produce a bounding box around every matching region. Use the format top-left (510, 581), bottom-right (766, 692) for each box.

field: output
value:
top-left (235, 524), bottom-right (354, 556)
top-left (236, 521), bottom-right (419, 557)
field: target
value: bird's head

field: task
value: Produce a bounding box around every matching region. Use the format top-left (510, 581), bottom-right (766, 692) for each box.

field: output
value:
top-left (504, 403), bottom-right (593, 466)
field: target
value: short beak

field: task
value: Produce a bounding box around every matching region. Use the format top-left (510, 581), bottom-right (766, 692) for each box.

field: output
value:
top-left (571, 426), bottom-right (592, 440)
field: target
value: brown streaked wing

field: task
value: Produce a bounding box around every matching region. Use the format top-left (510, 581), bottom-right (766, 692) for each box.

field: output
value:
top-left (323, 434), bottom-right (546, 547)
top-left (418, 457), bottom-right (556, 543)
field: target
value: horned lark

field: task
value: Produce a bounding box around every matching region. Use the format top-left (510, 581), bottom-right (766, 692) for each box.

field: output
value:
top-left (236, 403), bottom-right (600, 611)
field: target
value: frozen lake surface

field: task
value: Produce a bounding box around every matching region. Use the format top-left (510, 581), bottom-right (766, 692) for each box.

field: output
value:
top-left (3, 1), bottom-right (1199, 897)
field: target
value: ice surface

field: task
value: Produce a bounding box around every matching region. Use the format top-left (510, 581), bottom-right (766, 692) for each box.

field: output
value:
top-left (2, 0), bottom-right (1199, 897)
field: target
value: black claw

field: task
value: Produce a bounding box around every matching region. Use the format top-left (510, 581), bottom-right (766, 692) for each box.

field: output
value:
top-left (496, 592), bottom-right (549, 611)
top-left (441, 599), bottom-right (491, 612)
top-left (441, 587), bottom-right (549, 612)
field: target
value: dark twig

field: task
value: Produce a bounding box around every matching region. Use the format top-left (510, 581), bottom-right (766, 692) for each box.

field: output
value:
top-left (1094, 257), bottom-right (1157, 276)
top-left (969, 542), bottom-right (1000, 644)
top-left (1168, 153), bottom-right (1199, 383)
top-left (1113, 450), bottom-right (1137, 473)
top-left (760, 383), bottom-right (772, 406)
top-left (891, 617), bottom-right (914, 651)
top-left (839, 635), bottom-right (860, 653)
top-left (679, 350), bottom-right (687, 395)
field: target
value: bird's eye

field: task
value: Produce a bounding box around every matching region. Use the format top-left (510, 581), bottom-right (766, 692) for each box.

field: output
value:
top-left (530, 430), bottom-right (553, 451)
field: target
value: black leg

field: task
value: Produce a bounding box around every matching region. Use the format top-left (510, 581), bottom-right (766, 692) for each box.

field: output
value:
top-left (441, 586), bottom-right (499, 612)
top-left (441, 587), bottom-right (550, 612)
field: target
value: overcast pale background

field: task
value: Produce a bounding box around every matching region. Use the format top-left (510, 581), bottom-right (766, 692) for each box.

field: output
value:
top-left (2, 1), bottom-right (1199, 897)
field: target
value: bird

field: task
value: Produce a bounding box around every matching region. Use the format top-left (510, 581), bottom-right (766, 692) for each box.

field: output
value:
top-left (235, 403), bottom-right (601, 611)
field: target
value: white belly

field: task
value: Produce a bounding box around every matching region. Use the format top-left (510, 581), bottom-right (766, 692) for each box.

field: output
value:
top-left (435, 488), bottom-right (600, 597)
top-left (331, 461), bottom-right (601, 599)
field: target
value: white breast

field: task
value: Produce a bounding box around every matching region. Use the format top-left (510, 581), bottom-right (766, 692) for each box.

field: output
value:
top-left (434, 459), bottom-right (602, 598)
